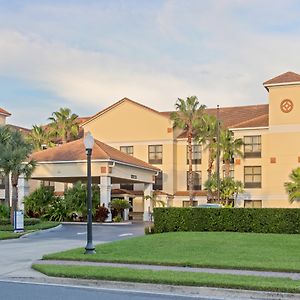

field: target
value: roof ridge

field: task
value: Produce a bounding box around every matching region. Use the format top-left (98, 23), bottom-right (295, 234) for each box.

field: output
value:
top-left (81, 97), bottom-right (168, 127)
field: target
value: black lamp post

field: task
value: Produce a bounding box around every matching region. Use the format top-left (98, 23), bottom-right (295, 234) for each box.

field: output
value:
top-left (84, 132), bottom-right (96, 254)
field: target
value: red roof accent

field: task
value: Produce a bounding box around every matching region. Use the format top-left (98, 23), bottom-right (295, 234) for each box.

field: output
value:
top-left (263, 71), bottom-right (300, 86)
top-left (174, 191), bottom-right (207, 197)
top-left (0, 108), bottom-right (11, 116)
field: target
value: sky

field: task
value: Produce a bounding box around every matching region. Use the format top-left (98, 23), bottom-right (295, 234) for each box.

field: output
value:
top-left (1, 0), bottom-right (300, 128)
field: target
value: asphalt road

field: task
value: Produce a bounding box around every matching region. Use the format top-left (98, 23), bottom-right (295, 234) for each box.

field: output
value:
top-left (0, 223), bottom-right (145, 278)
top-left (0, 281), bottom-right (210, 300)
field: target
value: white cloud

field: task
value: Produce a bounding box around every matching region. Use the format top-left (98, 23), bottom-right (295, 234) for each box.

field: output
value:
top-left (1, 0), bottom-right (300, 128)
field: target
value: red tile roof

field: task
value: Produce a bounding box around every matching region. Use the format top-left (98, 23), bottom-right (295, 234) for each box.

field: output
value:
top-left (175, 104), bottom-right (269, 138)
top-left (30, 137), bottom-right (159, 171)
top-left (263, 71), bottom-right (300, 86)
top-left (0, 108), bottom-right (11, 116)
top-left (174, 191), bottom-right (207, 197)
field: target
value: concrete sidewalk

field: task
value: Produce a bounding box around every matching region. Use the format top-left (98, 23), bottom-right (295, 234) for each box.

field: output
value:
top-left (35, 259), bottom-right (300, 280)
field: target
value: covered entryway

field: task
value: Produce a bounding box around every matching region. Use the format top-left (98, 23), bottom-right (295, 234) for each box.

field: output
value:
top-left (28, 138), bottom-right (160, 221)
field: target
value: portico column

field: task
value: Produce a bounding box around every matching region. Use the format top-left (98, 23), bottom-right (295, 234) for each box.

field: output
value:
top-left (17, 176), bottom-right (29, 211)
top-left (143, 183), bottom-right (153, 221)
top-left (99, 176), bottom-right (112, 222)
top-left (123, 195), bottom-right (130, 221)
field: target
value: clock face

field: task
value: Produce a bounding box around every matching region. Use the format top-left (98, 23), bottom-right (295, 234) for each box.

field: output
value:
top-left (280, 99), bottom-right (293, 113)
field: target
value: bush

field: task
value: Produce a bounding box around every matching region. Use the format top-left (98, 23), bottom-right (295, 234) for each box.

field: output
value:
top-left (24, 186), bottom-right (57, 218)
top-left (153, 208), bottom-right (300, 234)
top-left (110, 198), bottom-right (131, 219)
top-left (64, 182), bottom-right (99, 219)
top-left (0, 204), bottom-right (10, 219)
top-left (24, 218), bottom-right (41, 225)
top-left (113, 215), bottom-right (122, 223)
top-left (94, 205), bottom-right (109, 222)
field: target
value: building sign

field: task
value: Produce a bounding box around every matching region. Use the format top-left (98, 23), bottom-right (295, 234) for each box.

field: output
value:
top-left (14, 210), bottom-right (24, 232)
top-left (131, 175), bottom-right (137, 179)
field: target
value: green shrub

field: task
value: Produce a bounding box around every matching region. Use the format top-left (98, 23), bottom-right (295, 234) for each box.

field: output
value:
top-left (24, 218), bottom-right (41, 225)
top-left (110, 198), bottom-right (131, 219)
top-left (43, 198), bottom-right (69, 222)
top-left (24, 186), bottom-right (57, 218)
top-left (0, 204), bottom-right (10, 219)
top-left (64, 182), bottom-right (99, 219)
top-left (94, 205), bottom-right (109, 222)
top-left (153, 208), bottom-right (300, 234)
top-left (113, 215), bottom-right (122, 223)
top-left (0, 218), bottom-right (10, 225)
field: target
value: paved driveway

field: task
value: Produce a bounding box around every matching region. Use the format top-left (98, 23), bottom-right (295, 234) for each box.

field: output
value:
top-left (0, 223), bottom-right (145, 279)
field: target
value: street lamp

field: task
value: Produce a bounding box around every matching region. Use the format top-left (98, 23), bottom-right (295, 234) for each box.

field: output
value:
top-left (84, 131), bottom-right (96, 254)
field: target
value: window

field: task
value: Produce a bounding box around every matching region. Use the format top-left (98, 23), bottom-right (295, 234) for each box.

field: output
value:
top-left (120, 146), bottom-right (134, 156)
top-left (153, 171), bottom-right (163, 190)
top-left (148, 145), bottom-right (163, 164)
top-left (183, 201), bottom-right (198, 207)
top-left (186, 145), bottom-right (202, 164)
top-left (222, 166), bottom-right (234, 178)
top-left (120, 183), bottom-right (134, 190)
top-left (244, 200), bottom-right (262, 208)
top-left (244, 166), bottom-right (261, 188)
top-left (244, 136), bottom-right (261, 158)
top-left (186, 171), bottom-right (202, 190)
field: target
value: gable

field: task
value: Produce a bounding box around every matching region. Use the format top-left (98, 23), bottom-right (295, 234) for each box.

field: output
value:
top-left (82, 99), bottom-right (172, 142)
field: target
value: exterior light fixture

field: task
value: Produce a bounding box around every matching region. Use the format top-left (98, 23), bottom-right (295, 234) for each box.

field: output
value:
top-left (84, 131), bottom-right (96, 254)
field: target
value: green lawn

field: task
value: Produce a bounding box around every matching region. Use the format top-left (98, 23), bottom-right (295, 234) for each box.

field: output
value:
top-left (32, 264), bottom-right (300, 293)
top-left (43, 231), bottom-right (300, 272)
top-left (0, 231), bottom-right (22, 240)
top-left (0, 221), bottom-right (59, 240)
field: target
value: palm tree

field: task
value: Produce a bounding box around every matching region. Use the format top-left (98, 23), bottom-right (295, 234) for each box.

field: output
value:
top-left (27, 125), bottom-right (55, 151)
top-left (171, 96), bottom-right (206, 206)
top-left (196, 114), bottom-right (218, 179)
top-left (0, 128), bottom-right (36, 223)
top-left (0, 126), bottom-right (12, 207)
top-left (48, 108), bottom-right (79, 144)
top-left (284, 168), bottom-right (300, 203)
top-left (220, 129), bottom-right (243, 178)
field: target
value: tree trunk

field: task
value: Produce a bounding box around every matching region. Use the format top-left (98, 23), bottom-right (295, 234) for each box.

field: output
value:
top-left (187, 130), bottom-right (193, 206)
top-left (10, 175), bottom-right (18, 225)
top-left (207, 146), bottom-right (214, 178)
top-left (225, 160), bottom-right (230, 178)
top-left (4, 174), bottom-right (10, 207)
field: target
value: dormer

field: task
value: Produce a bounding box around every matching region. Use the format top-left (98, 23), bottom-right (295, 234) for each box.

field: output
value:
top-left (0, 108), bottom-right (11, 125)
top-left (264, 72), bottom-right (300, 127)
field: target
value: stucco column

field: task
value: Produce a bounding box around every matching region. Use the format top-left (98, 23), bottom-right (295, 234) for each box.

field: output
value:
top-left (99, 176), bottom-right (112, 222)
top-left (143, 183), bottom-right (153, 221)
top-left (17, 176), bottom-right (29, 211)
top-left (123, 195), bottom-right (129, 221)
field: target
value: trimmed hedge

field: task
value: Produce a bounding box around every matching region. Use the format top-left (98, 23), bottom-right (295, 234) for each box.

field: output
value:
top-left (153, 208), bottom-right (300, 234)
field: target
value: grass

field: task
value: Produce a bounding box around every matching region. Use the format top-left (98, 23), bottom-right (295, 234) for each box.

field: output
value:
top-left (0, 231), bottom-right (22, 240)
top-left (32, 264), bottom-right (300, 293)
top-left (43, 231), bottom-right (300, 272)
top-left (0, 221), bottom-right (59, 240)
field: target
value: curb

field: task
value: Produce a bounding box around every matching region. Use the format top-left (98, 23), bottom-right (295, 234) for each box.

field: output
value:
top-left (20, 224), bottom-right (62, 239)
top-left (2, 277), bottom-right (300, 300)
top-left (61, 221), bottom-right (133, 226)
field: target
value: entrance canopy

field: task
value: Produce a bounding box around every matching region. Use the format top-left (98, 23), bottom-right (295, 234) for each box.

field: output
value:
top-left (30, 138), bottom-right (159, 185)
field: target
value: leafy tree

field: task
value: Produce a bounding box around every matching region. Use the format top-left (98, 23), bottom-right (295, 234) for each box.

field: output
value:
top-left (284, 167), bottom-right (300, 203)
top-left (26, 125), bottom-right (55, 151)
top-left (220, 129), bottom-right (243, 178)
top-left (195, 113), bottom-right (218, 179)
top-left (110, 198), bottom-right (131, 219)
top-left (48, 107), bottom-right (79, 144)
top-left (171, 96), bottom-right (206, 206)
top-left (0, 128), bottom-right (36, 223)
